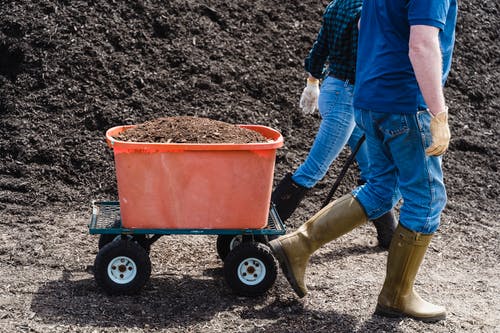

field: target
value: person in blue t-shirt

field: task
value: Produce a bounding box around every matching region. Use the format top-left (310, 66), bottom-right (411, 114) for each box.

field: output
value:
top-left (269, 0), bottom-right (457, 322)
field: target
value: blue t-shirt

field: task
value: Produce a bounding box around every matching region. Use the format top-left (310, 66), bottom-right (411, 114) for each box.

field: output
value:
top-left (353, 0), bottom-right (458, 114)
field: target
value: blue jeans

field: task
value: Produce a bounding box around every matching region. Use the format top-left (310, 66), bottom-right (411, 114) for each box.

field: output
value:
top-left (352, 109), bottom-right (447, 233)
top-left (292, 76), bottom-right (370, 188)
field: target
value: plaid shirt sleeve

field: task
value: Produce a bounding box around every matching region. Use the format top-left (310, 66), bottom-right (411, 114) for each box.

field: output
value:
top-left (304, 18), bottom-right (330, 79)
top-left (304, 0), bottom-right (363, 82)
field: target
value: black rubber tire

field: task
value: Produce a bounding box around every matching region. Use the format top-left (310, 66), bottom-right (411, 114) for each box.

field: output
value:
top-left (97, 220), bottom-right (151, 252)
top-left (216, 234), bottom-right (267, 261)
top-left (97, 219), bottom-right (123, 249)
top-left (223, 242), bottom-right (278, 297)
top-left (98, 233), bottom-right (150, 252)
top-left (98, 233), bottom-right (120, 250)
top-left (94, 239), bottom-right (151, 295)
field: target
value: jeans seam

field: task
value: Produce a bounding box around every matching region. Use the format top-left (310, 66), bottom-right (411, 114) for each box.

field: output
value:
top-left (324, 92), bottom-right (340, 117)
top-left (422, 159), bottom-right (434, 232)
top-left (415, 113), bottom-right (434, 232)
top-left (318, 88), bottom-right (341, 118)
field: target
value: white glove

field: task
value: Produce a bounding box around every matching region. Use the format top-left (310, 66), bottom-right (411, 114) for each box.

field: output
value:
top-left (299, 78), bottom-right (320, 115)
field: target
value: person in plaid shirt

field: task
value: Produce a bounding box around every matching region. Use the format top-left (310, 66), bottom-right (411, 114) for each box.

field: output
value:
top-left (271, 0), bottom-right (397, 249)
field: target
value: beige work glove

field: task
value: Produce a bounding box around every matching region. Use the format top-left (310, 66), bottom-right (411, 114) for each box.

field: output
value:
top-left (425, 108), bottom-right (450, 156)
top-left (299, 77), bottom-right (320, 115)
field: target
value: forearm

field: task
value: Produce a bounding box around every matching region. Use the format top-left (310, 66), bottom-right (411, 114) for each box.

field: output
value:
top-left (409, 25), bottom-right (446, 115)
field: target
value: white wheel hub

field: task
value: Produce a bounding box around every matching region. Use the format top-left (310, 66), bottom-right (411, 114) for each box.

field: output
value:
top-left (107, 256), bottom-right (137, 284)
top-left (237, 257), bottom-right (266, 285)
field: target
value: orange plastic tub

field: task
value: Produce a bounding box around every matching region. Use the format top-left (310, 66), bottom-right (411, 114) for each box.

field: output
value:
top-left (106, 124), bottom-right (283, 229)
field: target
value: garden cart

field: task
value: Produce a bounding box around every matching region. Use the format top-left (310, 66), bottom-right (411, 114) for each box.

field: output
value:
top-left (88, 123), bottom-right (285, 297)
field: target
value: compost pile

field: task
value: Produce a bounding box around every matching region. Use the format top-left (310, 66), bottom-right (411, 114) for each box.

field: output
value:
top-left (0, 1), bottom-right (499, 332)
top-left (115, 116), bottom-right (269, 143)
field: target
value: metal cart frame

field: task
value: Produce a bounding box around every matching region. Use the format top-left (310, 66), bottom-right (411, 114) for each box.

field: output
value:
top-left (89, 201), bottom-right (286, 297)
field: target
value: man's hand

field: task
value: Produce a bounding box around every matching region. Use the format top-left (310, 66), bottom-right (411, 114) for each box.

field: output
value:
top-left (299, 77), bottom-right (320, 114)
top-left (425, 108), bottom-right (450, 156)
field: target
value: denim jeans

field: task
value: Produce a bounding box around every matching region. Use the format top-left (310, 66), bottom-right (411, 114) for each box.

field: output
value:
top-left (292, 76), bottom-right (370, 188)
top-left (352, 109), bottom-right (447, 233)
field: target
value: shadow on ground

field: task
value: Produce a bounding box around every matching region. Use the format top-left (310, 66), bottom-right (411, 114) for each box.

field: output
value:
top-left (30, 265), bottom-right (403, 332)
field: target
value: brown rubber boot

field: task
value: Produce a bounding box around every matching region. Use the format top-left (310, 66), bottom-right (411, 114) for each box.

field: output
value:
top-left (268, 194), bottom-right (368, 297)
top-left (375, 224), bottom-right (446, 322)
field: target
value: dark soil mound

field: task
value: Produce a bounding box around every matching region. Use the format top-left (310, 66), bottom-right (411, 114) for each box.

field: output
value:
top-left (0, 0), bottom-right (498, 210)
top-left (0, 1), bottom-right (498, 332)
top-left (115, 116), bottom-right (269, 143)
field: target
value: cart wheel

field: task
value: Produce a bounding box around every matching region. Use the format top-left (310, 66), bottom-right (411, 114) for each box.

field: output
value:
top-left (223, 242), bottom-right (277, 297)
top-left (97, 220), bottom-right (151, 252)
top-left (216, 235), bottom-right (267, 261)
top-left (94, 239), bottom-right (151, 295)
top-left (98, 234), bottom-right (150, 252)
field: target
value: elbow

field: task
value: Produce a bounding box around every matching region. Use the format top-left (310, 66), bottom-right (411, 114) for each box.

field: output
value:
top-left (409, 26), bottom-right (440, 60)
top-left (409, 36), bottom-right (429, 54)
top-left (409, 37), bottom-right (439, 63)
top-left (408, 43), bottom-right (424, 62)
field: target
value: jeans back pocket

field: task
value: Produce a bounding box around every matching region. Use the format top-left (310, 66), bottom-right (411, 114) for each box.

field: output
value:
top-left (380, 113), bottom-right (410, 138)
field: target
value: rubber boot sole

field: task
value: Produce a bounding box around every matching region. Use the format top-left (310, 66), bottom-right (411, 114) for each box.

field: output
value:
top-left (374, 304), bottom-right (446, 322)
top-left (268, 239), bottom-right (306, 298)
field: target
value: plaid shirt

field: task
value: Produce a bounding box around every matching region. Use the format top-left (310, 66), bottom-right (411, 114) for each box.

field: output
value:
top-left (304, 0), bottom-right (363, 83)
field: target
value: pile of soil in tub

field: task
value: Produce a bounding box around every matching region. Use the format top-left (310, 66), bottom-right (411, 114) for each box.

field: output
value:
top-left (115, 116), bottom-right (270, 144)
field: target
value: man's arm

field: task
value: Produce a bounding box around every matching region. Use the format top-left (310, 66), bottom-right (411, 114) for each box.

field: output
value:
top-left (409, 25), bottom-right (450, 156)
top-left (408, 25), bottom-right (446, 116)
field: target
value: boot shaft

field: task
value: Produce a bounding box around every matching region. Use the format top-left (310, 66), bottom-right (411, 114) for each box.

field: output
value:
top-left (269, 193), bottom-right (368, 297)
top-left (384, 224), bottom-right (433, 294)
top-left (296, 194), bottom-right (368, 252)
top-left (271, 173), bottom-right (309, 222)
top-left (371, 210), bottom-right (397, 249)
